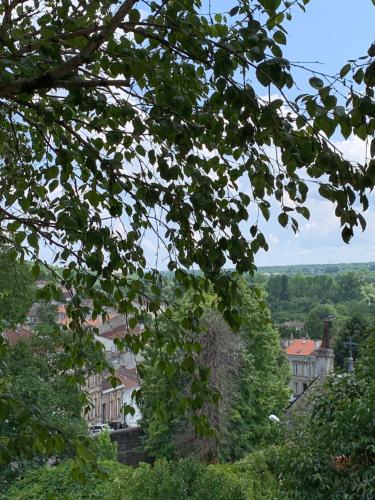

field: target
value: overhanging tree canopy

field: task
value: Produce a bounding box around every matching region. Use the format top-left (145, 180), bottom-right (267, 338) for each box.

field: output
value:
top-left (1, 0), bottom-right (375, 460)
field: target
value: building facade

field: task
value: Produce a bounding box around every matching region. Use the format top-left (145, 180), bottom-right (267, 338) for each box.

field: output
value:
top-left (84, 366), bottom-right (141, 427)
top-left (84, 373), bottom-right (103, 425)
top-left (284, 321), bottom-right (334, 396)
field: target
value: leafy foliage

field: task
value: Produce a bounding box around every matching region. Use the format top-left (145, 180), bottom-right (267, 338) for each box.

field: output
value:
top-left (0, 0), bottom-right (374, 462)
top-left (127, 459), bottom-right (246, 500)
top-left (221, 286), bottom-right (290, 461)
top-left (0, 327), bottom-right (88, 491)
top-left (5, 459), bottom-right (129, 500)
top-left (263, 270), bottom-right (375, 345)
top-left (270, 331), bottom-right (375, 499)
top-left (304, 303), bottom-right (338, 339)
top-left (140, 303), bottom-right (237, 460)
top-left (6, 458), bottom-right (247, 500)
top-left (0, 248), bottom-right (35, 326)
top-left (93, 431), bottom-right (118, 462)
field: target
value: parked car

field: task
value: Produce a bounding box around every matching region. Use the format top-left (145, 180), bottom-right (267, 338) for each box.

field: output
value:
top-left (90, 424), bottom-right (111, 434)
top-left (108, 421), bottom-right (123, 430)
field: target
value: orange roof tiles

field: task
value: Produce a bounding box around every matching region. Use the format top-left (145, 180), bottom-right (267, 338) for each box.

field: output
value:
top-left (101, 325), bottom-right (142, 341)
top-left (285, 339), bottom-right (316, 356)
top-left (101, 366), bottom-right (140, 391)
top-left (56, 305), bottom-right (120, 328)
top-left (120, 376), bottom-right (139, 391)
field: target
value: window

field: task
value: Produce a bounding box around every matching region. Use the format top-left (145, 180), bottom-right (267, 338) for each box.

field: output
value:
top-left (293, 363), bottom-right (298, 375)
top-left (294, 382), bottom-right (299, 394)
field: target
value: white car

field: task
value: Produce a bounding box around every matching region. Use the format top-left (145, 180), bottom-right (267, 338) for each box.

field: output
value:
top-left (90, 424), bottom-right (111, 434)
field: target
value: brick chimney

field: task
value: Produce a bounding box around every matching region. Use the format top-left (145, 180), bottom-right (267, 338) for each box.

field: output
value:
top-left (321, 319), bottom-right (331, 349)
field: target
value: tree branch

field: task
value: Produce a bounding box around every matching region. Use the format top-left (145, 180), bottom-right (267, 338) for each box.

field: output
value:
top-left (0, 0), bottom-right (138, 97)
top-left (53, 78), bottom-right (130, 89)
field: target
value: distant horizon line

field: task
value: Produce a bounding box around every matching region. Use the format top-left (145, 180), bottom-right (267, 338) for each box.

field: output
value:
top-left (256, 261), bottom-right (375, 268)
top-left (157, 261), bottom-right (375, 274)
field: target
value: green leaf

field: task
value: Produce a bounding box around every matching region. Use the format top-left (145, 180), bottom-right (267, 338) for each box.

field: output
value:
top-left (229, 6), bottom-right (239, 16)
top-left (295, 206), bottom-right (310, 219)
top-left (367, 159), bottom-right (375, 182)
top-left (340, 63), bottom-right (351, 78)
top-left (341, 225), bottom-right (353, 244)
top-left (309, 77), bottom-right (324, 89)
top-left (273, 30), bottom-right (287, 45)
top-left (261, 0), bottom-right (282, 10)
top-left (31, 263), bottom-right (40, 278)
top-left (27, 233), bottom-right (39, 250)
top-left (278, 212), bottom-right (288, 227)
top-left (14, 232), bottom-right (26, 246)
top-left (129, 316), bottom-right (138, 329)
top-left (370, 138), bottom-right (375, 158)
top-left (123, 404), bottom-right (135, 416)
top-left (353, 68), bottom-right (364, 84)
top-left (129, 9), bottom-right (141, 24)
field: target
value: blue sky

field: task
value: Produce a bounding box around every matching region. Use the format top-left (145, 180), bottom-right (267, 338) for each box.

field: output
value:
top-left (253, 0), bottom-right (375, 266)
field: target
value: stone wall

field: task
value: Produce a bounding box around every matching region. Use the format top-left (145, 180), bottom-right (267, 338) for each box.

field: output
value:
top-left (110, 427), bottom-right (153, 466)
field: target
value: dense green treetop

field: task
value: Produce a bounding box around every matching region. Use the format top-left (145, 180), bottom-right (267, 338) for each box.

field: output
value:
top-left (262, 270), bottom-right (375, 341)
top-left (140, 283), bottom-right (289, 461)
top-left (0, 247), bottom-right (35, 326)
top-left (0, 325), bottom-right (88, 490)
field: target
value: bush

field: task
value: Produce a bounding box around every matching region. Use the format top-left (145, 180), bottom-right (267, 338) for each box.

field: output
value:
top-left (93, 431), bottom-right (118, 461)
top-left (5, 460), bottom-right (130, 500)
top-left (6, 458), bottom-right (248, 500)
top-left (233, 450), bottom-right (282, 499)
top-left (127, 459), bottom-right (246, 500)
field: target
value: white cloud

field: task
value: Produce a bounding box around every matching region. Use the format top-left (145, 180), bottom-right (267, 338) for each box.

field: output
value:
top-left (269, 234), bottom-right (279, 245)
top-left (333, 135), bottom-right (367, 164)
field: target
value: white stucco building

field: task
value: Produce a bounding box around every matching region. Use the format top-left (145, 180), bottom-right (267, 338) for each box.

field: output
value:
top-left (123, 380), bottom-right (142, 428)
top-left (284, 324), bottom-right (334, 396)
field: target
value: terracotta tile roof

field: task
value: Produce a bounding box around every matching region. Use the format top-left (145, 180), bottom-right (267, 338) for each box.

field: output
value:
top-left (117, 366), bottom-right (139, 382)
top-left (3, 327), bottom-right (32, 346)
top-left (56, 305), bottom-right (119, 328)
top-left (101, 325), bottom-right (142, 341)
top-left (119, 375), bottom-right (139, 391)
top-left (101, 367), bottom-right (140, 391)
top-left (285, 339), bottom-right (316, 356)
